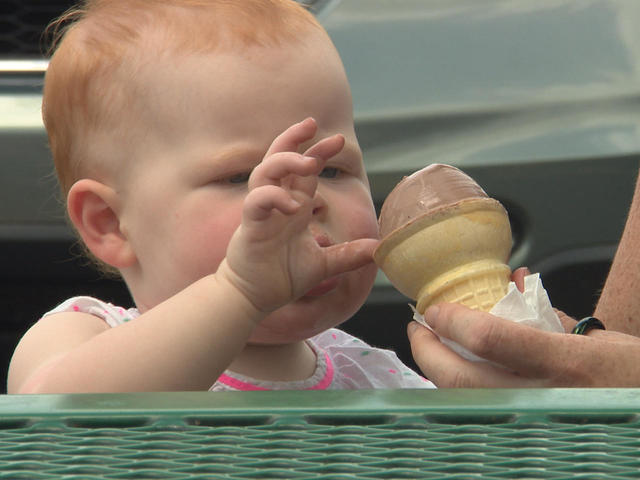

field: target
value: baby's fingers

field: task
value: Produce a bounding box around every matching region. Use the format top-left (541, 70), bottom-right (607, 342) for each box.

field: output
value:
top-left (249, 153), bottom-right (320, 190)
top-left (303, 133), bottom-right (345, 162)
top-left (322, 238), bottom-right (379, 277)
top-left (264, 117), bottom-right (317, 158)
top-left (243, 185), bottom-right (300, 222)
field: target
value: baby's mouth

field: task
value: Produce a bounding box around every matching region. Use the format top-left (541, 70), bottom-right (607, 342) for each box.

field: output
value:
top-left (313, 232), bottom-right (332, 248)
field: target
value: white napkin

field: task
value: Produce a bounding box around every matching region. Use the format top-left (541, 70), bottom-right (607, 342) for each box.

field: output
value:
top-left (412, 273), bottom-right (564, 361)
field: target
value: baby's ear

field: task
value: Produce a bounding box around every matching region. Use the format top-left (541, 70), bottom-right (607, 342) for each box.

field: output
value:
top-left (67, 179), bottom-right (136, 269)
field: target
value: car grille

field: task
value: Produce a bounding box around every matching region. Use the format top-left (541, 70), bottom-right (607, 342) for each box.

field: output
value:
top-left (0, 1), bottom-right (75, 58)
top-left (0, 0), bottom-right (333, 59)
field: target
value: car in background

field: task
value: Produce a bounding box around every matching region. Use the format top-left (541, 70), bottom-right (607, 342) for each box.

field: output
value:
top-left (2, 0), bottom-right (639, 392)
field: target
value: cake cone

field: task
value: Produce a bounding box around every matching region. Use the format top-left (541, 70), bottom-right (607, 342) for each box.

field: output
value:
top-left (374, 197), bottom-right (512, 314)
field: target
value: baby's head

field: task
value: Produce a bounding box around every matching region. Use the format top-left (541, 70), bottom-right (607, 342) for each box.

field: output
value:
top-left (43, 0), bottom-right (320, 196)
top-left (44, 0), bottom-right (379, 343)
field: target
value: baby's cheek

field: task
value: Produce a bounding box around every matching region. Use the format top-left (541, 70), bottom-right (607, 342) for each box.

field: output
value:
top-left (347, 204), bottom-right (379, 240)
top-left (189, 213), bottom-right (242, 274)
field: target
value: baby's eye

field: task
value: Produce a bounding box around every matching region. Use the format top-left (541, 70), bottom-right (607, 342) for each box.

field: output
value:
top-left (319, 167), bottom-right (340, 179)
top-left (228, 172), bottom-right (251, 184)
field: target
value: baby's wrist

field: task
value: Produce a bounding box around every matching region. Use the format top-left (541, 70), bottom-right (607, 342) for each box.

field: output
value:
top-left (211, 261), bottom-right (269, 324)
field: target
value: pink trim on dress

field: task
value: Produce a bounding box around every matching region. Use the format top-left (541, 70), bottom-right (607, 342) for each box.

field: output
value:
top-left (216, 351), bottom-right (334, 391)
top-left (215, 374), bottom-right (270, 391)
top-left (310, 352), bottom-right (334, 390)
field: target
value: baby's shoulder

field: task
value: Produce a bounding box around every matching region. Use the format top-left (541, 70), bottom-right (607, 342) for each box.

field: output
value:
top-left (8, 300), bottom-right (113, 393)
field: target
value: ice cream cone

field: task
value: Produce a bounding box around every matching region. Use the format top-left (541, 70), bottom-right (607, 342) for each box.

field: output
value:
top-left (374, 197), bottom-right (512, 313)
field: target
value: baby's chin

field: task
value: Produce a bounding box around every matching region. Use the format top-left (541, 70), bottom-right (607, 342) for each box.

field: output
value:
top-left (247, 300), bottom-right (352, 345)
top-left (249, 264), bottom-right (377, 344)
top-left (246, 315), bottom-right (343, 345)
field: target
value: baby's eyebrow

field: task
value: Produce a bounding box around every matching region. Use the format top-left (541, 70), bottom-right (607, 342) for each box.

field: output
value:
top-left (214, 145), bottom-right (264, 165)
top-left (340, 141), bottom-right (362, 159)
top-left (194, 145), bottom-right (264, 174)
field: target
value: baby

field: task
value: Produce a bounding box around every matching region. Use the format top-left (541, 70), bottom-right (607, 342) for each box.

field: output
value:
top-left (8, 0), bottom-right (434, 393)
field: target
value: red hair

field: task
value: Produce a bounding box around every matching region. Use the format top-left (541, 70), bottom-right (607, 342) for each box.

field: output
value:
top-left (42, 0), bottom-right (320, 195)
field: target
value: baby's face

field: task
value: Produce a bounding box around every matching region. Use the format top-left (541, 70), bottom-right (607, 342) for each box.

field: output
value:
top-left (115, 30), bottom-right (379, 343)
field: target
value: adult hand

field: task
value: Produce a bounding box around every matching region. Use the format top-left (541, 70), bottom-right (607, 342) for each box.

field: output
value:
top-left (407, 269), bottom-right (640, 387)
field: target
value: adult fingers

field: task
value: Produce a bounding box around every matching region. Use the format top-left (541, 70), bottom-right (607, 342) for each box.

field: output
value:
top-left (511, 267), bottom-right (530, 293)
top-left (555, 308), bottom-right (611, 340)
top-left (407, 322), bottom-right (542, 388)
top-left (423, 303), bottom-right (570, 378)
top-left (555, 309), bottom-right (578, 333)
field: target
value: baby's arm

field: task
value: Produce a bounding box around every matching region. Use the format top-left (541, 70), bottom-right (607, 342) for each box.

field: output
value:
top-left (8, 272), bottom-right (267, 393)
top-left (8, 118), bottom-right (376, 394)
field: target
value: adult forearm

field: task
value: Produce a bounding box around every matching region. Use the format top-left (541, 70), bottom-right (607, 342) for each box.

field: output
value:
top-left (594, 167), bottom-right (640, 335)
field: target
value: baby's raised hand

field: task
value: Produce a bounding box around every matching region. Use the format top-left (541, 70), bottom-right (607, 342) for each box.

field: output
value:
top-left (220, 118), bottom-right (376, 313)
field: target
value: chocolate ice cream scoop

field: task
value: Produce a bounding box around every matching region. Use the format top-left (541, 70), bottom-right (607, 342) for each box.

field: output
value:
top-left (378, 164), bottom-right (489, 238)
top-left (374, 164), bottom-right (512, 313)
